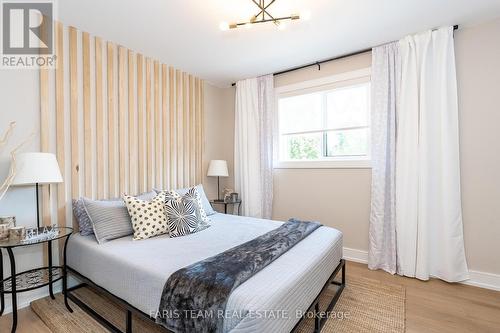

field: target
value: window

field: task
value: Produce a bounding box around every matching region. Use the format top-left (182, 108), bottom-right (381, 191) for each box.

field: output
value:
top-left (275, 68), bottom-right (371, 168)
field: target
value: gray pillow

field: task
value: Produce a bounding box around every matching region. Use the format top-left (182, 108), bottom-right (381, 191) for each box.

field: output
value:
top-left (154, 184), bottom-right (216, 216)
top-left (72, 198), bottom-right (94, 236)
top-left (81, 191), bottom-right (156, 243)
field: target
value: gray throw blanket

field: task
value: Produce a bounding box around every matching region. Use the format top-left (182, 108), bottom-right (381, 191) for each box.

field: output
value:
top-left (156, 218), bottom-right (321, 333)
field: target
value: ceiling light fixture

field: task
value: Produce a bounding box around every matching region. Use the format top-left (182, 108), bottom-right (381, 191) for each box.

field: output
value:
top-left (220, 0), bottom-right (305, 31)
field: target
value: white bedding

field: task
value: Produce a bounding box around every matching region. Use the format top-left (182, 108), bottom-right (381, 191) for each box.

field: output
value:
top-left (67, 213), bottom-right (343, 333)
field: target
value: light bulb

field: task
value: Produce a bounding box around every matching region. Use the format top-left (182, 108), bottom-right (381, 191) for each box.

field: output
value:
top-left (219, 22), bottom-right (230, 31)
top-left (302, 10), bottom-right (311, 20)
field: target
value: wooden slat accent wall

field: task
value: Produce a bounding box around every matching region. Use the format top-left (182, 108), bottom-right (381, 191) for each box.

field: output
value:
top-left (39, 22), bottom-right (205, 232)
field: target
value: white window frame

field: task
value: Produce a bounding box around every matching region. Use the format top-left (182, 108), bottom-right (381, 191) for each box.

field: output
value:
top-left (274, 67), bottom-right (372, 169)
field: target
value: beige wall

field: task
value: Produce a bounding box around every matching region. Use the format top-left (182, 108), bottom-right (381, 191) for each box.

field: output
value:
top-left (455, 18), bottom-right (500, 275)
top-left (272, 52), bottom-right (372, 251)
top-left (203, 83), bottom-right (236, 203)
top-left (270, 19), bottom-right (500, 276)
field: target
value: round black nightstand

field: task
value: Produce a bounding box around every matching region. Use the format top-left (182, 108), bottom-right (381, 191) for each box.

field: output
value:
top-left (210, 199), bottom-right (242, 215)
top-left (0, 227), bottom-right (73, 333)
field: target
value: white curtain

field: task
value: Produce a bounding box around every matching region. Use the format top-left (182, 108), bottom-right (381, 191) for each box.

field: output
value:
top-left (234, 75), bottom-right (274, 218)
top-left (396, 27), bottom-right (468, 282)
top-left (368, 42), bottom-right (400, 274)
top-left (369, 27), bottom-right (469, 282)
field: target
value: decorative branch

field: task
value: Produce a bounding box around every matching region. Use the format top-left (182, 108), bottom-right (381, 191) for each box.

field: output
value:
top-left (0, 122), bottom-right (35, 202)
top-left (0, 122), bottom-right (16, 150)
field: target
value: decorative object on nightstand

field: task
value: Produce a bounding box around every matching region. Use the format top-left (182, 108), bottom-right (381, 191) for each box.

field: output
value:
top-left (0, 216), bottom-right (16, 241)
top-left (223, 189), bottom-right (239, 203)
top-left (11, 153), bottom-right (63, 229)
top-left (210, 199), bottom-right (242, 215)
top-left (207, 160), bottom-right (229, 202)
top-left (0, 227), bottom-right (73, 333)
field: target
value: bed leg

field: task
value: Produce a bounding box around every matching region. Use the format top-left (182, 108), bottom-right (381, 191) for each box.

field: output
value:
top-left (126, 310), bottom-right (132, 333)
top-left (342, 259), bottom-right (346, 285)
top-left (314, 303), bottom-right (321, 333)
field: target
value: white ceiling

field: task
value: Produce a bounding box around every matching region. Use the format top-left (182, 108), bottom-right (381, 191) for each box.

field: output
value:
top-left (58, 0), bottom-right (500, 87)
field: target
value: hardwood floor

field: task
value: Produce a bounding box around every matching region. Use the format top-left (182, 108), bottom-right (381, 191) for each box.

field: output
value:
top-left (1, 261), bottom-right (499, 332)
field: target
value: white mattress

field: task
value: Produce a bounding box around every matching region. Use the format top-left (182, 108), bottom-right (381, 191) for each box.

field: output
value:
top-left (67, 213), bottom-right (343, 333)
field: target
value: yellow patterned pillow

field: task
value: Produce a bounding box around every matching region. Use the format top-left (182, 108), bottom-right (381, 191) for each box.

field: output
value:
top-left (123, 192), bottom-right (169, 240)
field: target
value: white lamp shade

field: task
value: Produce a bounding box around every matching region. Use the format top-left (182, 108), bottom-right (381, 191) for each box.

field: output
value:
top-left (11, 153), bottom-right (63, 185)
top-left (207, 160), bottom-right (229, 177)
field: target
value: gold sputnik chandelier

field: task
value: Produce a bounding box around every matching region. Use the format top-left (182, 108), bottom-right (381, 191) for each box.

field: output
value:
top-left (219, 0), bottom-right (310, 31)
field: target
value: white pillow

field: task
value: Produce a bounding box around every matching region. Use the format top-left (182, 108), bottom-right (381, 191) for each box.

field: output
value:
top-left (123, 192), bottom-right (169, 240)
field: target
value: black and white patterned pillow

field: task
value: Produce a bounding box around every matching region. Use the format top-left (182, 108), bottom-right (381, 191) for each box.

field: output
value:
top-left (123, 192), bottom-right (169, 240)
top-left (164, 187), bottom-right (210, 237)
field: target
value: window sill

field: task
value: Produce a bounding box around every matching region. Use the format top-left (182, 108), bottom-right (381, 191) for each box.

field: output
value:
top-left (274, 159), bottom-right (371, 169)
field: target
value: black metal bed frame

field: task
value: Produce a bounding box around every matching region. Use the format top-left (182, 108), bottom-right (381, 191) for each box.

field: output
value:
top-left (64, 259), bottom-right (345, 333)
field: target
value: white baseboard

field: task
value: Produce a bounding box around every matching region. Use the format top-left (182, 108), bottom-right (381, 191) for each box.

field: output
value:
top-left (342, 247), bottom-right (500, 292)
top-left (462, 270), bottom-right (500, 291)
top-left (343, 247), bottom-right (368, 264)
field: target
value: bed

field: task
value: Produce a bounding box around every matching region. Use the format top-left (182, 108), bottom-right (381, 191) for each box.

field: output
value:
top-left (66, 213), bottom-right (344, 333)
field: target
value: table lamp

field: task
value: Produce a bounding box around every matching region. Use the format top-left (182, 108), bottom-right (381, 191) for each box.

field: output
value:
top-left (207, 160), bottom-right (228, 202)
top-left (11, 152), bottom-right (63, 228)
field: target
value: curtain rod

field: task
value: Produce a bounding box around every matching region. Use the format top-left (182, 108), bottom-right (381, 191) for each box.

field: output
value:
top-left (231, 25), bottom-right (458, 87)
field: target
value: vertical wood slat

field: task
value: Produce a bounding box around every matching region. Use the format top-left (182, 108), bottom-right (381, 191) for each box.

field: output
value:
top-left (40, 59), bottom-right (51, 226)
top-left (183, 73), bottom-right (189, 187)
top-left (195, 78), bottom-right (202, 184)
top-left (189, 75), bottom-right (196, 186)
top-left (107, 42), bottom-right (116, 198)
top-left (95, 37), bottom-right (104, 199)
top-left (55, 21), bottom-right (66, 230)
top-left (118, 46), bottom-right (127, 194)
top-left (162, 64), bottom-right (168, 189)
top-left (200, 81), bottom-right (205, 185)
top-left (82, 32), bottom-right (92, 198)
top-left (69, 27), bottom-right (79, 203)
top-left (55, 22), bottom-right (66, 260)
top-left (154, 61), bottom-right (161, 188)
top-left (145, 58), bottom-right (153, 189)
top-left (137, 54), bottom-right (145, 193)
top-left (176, 70), bottom-right (183, 187)
top-left (169, 67), bottom-right (176, 189)
top-left (128, 50), bottom-right (137, 195)
top-left (39, 43), bottom-right (50, 265)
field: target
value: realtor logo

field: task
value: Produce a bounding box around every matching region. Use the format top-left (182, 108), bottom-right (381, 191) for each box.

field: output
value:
top-left (1, 1), bottom-right (55, 68)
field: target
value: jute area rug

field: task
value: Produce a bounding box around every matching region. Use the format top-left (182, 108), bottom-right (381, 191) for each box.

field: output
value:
top-left (31, 276), bottom-right (405, 333)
